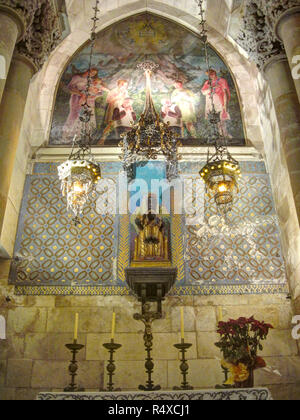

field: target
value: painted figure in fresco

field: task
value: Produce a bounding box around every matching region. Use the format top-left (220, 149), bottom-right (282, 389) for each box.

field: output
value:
top-left (161, 99), bottom-right (182, 136)
top-left (201, 69), bottom-right (232, 138)
top-left (171, 81), bottom-right (197, 138)
top-left (111, 98), bottom-right (137, 138)
top-left (98, 79), bottom-right (130, 143)
top-left (62, 68), bottom-right (108, 141)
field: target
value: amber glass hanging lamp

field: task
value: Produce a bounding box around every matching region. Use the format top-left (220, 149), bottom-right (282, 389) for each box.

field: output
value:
top-left (58, 0), bottom-right (101, 225)
top-left (197, 0), bottom-right (241, 216)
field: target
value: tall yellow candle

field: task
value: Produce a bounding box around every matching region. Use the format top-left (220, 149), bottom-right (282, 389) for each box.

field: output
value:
top-left (180, 307), bottom-right (184, 340)
top-left (111, 312), bottom-right (116, 340)
top-left (74, 313), bottom-right (79, 341)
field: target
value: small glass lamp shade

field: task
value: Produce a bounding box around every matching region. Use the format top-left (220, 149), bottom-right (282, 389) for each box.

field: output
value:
top-left (58, 160), bottom-right (101, 223)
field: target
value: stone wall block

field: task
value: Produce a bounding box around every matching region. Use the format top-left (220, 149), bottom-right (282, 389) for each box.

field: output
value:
top-left (261, 330), bottom-right (298, 357)
top-left (170, 306), bottom-right (195, 333)
top-left (86, 333), bottom-right (145, 362)
top-left (194, 295), bottom-right (248, 306)
top-left (77, 361), bottom-right (104, 390)
top-left (152, 315), bottom-right (172, 333)
top-left (168, 359), bottom-right (223, 389)
top-left (7, 307), bottom-right (47, 334)
top-left (254, 356), bottom-right (300, 386)
top-left (196, 332), bottom-right (221, 359)
top-left (195, 307), bottom-right (217, 331)
top-left (0, 260), bottom-right (11, 280)
top-left (153, 332), bottom-right (197, 361)
top-left (0, 333), bottom-right (25, 360)
top-left (0, 359), bottom-right (6, 387)
top-left (164, 296), bottom-right (194, 307)
top-left (46, 308), bottom-right (111, 334)
top-left (14, 388), bottom-right (48, 401)
top-left (114, 307), bottom-right (144, 334)
top-left (6, 359), bottom-right (32, 387)
top-left (0, 388), bottom-right (15, 400)
top-left (24, 333), bottom-right (86, 361)
top-left (221, 305), bottom-right (280, 328)
top-left (31, 361), bottom-right (64, 388)
top-left (113, 360), bottom-right (168, 390)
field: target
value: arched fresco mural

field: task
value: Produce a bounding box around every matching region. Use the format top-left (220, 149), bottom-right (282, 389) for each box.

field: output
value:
top-left (49, 13), bottom-right (246, 147)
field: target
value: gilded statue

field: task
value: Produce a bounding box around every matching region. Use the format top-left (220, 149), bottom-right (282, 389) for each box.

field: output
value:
top-left (133, 211), bottom-right (170, 263)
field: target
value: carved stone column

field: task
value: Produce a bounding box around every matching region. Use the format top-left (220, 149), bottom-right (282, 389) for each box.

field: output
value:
top-left (0, 53), bottom-right (37, 257)
top-left (238, 1), bottom-right (300, 225)
top-left (264, 55), bottom-right (300, 222)
top-left (237, 0), bottom-right (300, 307)
top-left (272, 4), bottom-right (300, 105)
top-left (0, 1), bottom-right (63, 257)
top-left (0, 5), bottom-right (25, 104)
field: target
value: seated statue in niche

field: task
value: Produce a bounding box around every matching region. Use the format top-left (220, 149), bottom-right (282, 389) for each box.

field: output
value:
top-left (133, 194), bottom-right (170, 265)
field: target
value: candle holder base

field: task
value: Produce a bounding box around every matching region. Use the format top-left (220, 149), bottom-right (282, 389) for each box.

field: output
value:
top-left (100, 339), bottom-right (122, 392)
top-left (64, 385), bottom-right (85, 393)
top-left (173, 385), bottom-right (194, 391)
top-left (173, 340), bottom-right (194, 391)
top-left (139, 384), bottom-right (161, 392)
top-left (64, 341), bottom-right (85, 393)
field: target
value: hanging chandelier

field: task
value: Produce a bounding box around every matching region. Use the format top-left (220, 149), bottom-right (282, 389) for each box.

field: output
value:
top-left (119, 61), bottom-right (181, 181)
top-left (197, 0), bottom-right (241, 216)
top-left (58, 0), bottom-right (101, 225)
top-left (200, 144), bottom-right (241, 210)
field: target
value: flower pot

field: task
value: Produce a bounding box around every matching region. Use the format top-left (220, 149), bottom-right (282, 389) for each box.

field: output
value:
top-left (234, 367), bottom-right (254, 389)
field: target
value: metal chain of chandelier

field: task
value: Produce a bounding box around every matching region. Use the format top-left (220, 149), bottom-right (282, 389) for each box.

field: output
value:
top-left (58, 0), bottom-right (101, 225)
top-left (119, 61), bottom-right (181, 182)
top-left (197, 0), bottom-right (241, 216)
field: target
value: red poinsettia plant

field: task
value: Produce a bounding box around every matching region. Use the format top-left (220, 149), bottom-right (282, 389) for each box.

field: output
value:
top-left (215, 316), bottom-right (273, 384)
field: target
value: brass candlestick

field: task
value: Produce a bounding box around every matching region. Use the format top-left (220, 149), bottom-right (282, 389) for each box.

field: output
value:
top-left (134, 303), bottom-right (162, 392)
top-left (101, 339), bottom-right (122, 392)
top-left (173, 339), bottom-right (194, 390)
top-left (215, 366), bottom-right (232, 389)
top-left (64, 340), bottom-right (85, 392)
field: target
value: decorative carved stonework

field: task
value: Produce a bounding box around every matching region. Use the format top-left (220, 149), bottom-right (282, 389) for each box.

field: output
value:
top-left (0, 0), bottom-right (64, 70)
top-left (237, 0), bottom-right (285, 70)
top-left (263, 0), bottom-right (300, 28)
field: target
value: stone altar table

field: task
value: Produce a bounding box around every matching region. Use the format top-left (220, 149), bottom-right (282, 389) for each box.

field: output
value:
top-left (37, 388), bottom-right (272, 400)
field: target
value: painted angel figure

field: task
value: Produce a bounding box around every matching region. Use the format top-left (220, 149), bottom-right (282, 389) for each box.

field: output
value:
top-left (112, 97), bottom-right (137, 138)
top-left (171, 80), bottom-right (197, 138)
top-left (98, 79), bottom-right (130, 143)
top-left (161, 98), bottom-right (182, 136)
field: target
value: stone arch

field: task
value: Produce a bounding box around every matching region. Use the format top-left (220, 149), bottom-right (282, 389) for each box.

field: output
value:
top-left (29, 2), bottom-right (264, 152)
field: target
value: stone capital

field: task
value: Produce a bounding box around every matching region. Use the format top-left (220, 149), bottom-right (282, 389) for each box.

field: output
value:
top-left (262, 1), bottom-right (300, 34)
top-left (237, 0), bottom-right (285, 71)
top-left (274, 5), bottom-right (300, 41)
top-left (0, 0), bottom-right (64, 72)
top-left (0, 4), bottom-right (26, 42)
